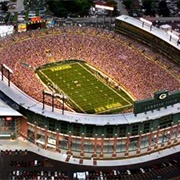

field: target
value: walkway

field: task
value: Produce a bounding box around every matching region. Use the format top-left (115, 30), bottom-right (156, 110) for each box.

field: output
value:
top-left (115, 0), bottom-right (129, 15)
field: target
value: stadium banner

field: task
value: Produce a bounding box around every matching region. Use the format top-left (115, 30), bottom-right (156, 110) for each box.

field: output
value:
top-left (18, 23), bottom-right (27, 32)
top-left (134, 90), bottom-right (180, 114)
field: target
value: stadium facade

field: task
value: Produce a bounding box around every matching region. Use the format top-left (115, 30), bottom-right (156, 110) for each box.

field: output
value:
top-left (0, 15), bottom-right (179, 166)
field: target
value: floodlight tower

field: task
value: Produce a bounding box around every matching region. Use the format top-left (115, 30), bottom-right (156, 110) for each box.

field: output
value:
top-left (167, 31), bottom-right (179, 45)
top-left (95, 4), bottom-right (114, 30)
top-left (1, 64), bottom-right (13, 87)
top-left (42, 90), bottom-right (54, 111)
top-left (140, 18), bottom-right (153, 31)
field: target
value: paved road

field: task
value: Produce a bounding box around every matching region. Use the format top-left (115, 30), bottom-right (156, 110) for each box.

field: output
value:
top-left (115, 0), bottom-right (129, 15)
top-left (8, 0), bottom-right (24, 13)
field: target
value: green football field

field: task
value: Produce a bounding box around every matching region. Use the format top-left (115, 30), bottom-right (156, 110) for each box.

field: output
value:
top-left (37, 61), bottom-right (133, 114)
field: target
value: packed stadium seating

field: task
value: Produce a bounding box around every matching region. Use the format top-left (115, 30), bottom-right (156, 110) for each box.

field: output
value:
top-left (0, 26), bottom-right (179, 109)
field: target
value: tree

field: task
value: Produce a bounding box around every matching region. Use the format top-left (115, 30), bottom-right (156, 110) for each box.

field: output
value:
top-left (123, 0), bottom-right (133, 10)
top-left (75, 0), bottom-right (91, 16)
top-left (47, 0), bottom-right (91, 17)
top-left (142, 0), bottom-right (155, 16)
top-left (143, 0), bottom-right (152, 16)
top-left (1, 2), bottom-right (8, 12)
top-left (177, 1), bottom-right (180, 10)
top-left (158, 0), bottom-right (170, 17)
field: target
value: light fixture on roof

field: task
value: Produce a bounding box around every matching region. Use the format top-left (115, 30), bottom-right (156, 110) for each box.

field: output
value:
top-left (1, 64), bottom-right (13, 87)
top-left (95, 4), bottom-right (114, 30)
top-left (42, 90), bottom-right (67, 114)
top-left (167, 31), bottom-right (180, 45)
top-left (140, 18), bottom-right (153, 31)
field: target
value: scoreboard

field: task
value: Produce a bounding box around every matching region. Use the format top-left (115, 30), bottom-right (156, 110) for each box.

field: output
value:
top-left (26, 17), bottom-right (46, 31)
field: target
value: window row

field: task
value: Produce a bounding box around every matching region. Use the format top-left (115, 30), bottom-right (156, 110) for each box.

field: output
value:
top-left (25, 112), bottom-right (178, 138)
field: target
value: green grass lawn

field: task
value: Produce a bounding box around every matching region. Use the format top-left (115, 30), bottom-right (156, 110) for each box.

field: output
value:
top-left (37, 61), bottom-right (132, 114)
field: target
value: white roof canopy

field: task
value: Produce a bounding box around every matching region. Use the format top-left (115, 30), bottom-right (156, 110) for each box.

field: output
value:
top-left (0, 99), bottom-right (22, 116)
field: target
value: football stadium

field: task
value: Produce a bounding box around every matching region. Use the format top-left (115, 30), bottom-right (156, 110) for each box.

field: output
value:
top-left (0, 15), bottom-right (180, 179)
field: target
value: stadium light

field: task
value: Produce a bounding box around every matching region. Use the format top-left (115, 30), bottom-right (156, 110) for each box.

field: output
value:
top-left (140, 18), bottom-right (152, 31)
top-left (44, 90), bottom-right (53, 96)
top-left (42, 90), bottom-right (54, 111)
top-left (177, 39), bottom-right (180, 46)
top-left (140, 18), bottom-right (152, 26)
top-left (54, 93), bottom-right (67, 114)
top-left (1, 64), bottom-right (3, 81)
top-left (167, 31), bottom-right (180, 45)
top-left (54, 93), bottom-right (63, 99)
top-left (95, 4), bottom-right (114, 30)
top-left (3, 64), bottom-right (13, 74)
top-left (42, 89), bottom-right (68, 113)
top-left (1, 64), bottom-right (13, 87)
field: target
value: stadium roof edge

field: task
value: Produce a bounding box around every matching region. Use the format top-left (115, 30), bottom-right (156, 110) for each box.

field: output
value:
top-left (115, 15), bottom-right (180, 51)
top-left (0, 99), bottom-right (22, 116)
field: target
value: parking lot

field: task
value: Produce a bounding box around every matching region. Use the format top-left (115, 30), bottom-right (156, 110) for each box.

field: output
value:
top-left (0, 150), bottom-right (180, 179)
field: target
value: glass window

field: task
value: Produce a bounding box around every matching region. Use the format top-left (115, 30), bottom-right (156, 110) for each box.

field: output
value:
top-left (86, 125), bottom-right (94, 137)
top-left (131, 124), bottom-right (139, 136)
top-left (73, 124), bottom-right (81, 136)
top-left (159, 115), bottom-right (173, 129)
top-left (119, 125), bottom-right (126, 137)
top-left (37, 117), bottom-right (45, 128)
top-left (143, 122), bottom-right (150, 133)
top-left (49, 119), bottom-right (56, 131)
top-left (106, 126), bottom-right (114, 138)
top-left (61, 122), bottom-right (67, 134)
top-left (0, 117), bottom-right (14, 132)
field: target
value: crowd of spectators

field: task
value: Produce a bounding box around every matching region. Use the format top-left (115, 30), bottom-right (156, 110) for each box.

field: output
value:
top-left (0, 26), bottom-right (179, 111)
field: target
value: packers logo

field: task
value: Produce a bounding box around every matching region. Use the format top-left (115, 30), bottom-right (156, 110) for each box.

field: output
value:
top-left (159, 93), bottom-right (167, 100)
